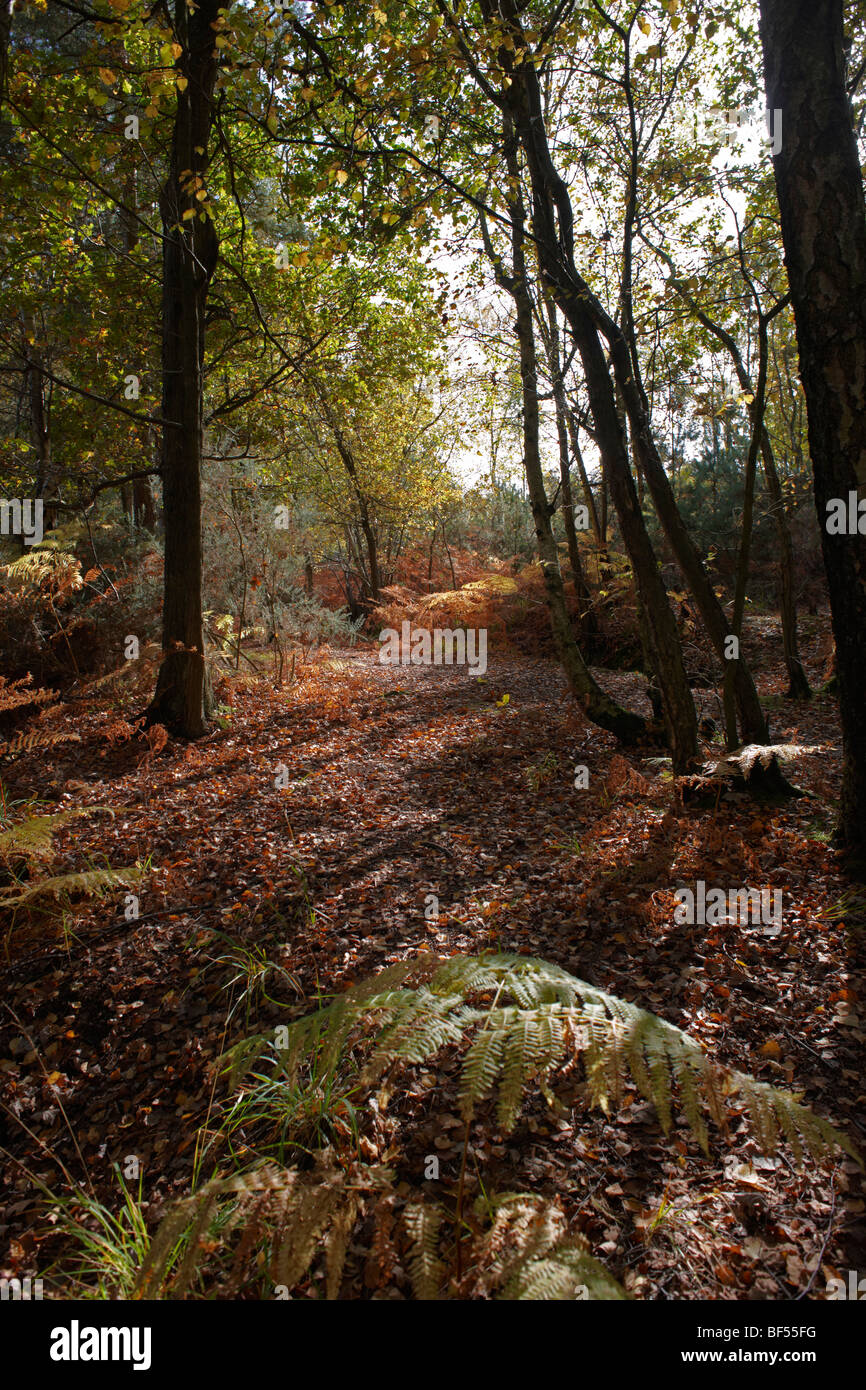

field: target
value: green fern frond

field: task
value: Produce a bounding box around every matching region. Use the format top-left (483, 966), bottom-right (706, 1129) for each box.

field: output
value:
top-left (403, 1201), bottom-right (446, 1299)
top-left (466, 1193), bottom-right (628, 1301)
top-left (503, 1241), bottom-right (627, 1301)
top-left (0, 865), bottom-right (143, 912)
top-left (234, 952), bottom-right (858, 1166)
top-left (0, 806), bottom-right (101, 864)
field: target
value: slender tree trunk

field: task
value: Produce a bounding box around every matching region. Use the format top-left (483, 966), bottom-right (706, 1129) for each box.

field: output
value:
top-left (554, 396), bottom-right (596, 635)
top-left (26, 352), bottom-right (53, 518)
top-left (649, 242), bottom-right (811, 700)
top-left (495, 36), bottom-right (697, 770)
top-left (441, 521), bottom-right (457, 591)
top-left (324, 409), bottom-right (381, 602)
top-left (540, 289), bottom-right (597, 639)
top-left (133, 476), bottom-right (157, 531)
top-left (723, 326), bottom-right (766, 749)
top-left (360, 512), bottom-right (381, 602)
top-left (147, 0), bottom-right (225, 736)
top-left (760, 0), bottom-right (866, 859)
top-left (512, 259), bottom-right (644, 743)
top-left (599, 469), bottom-right (609, 549)
top-left (482, 132), bottom-right (646, 745)
top-left (119, 164), bottom-right (159, 537)
top-left (566, 410), bottom-right (605, 552)
top-left (761, 434), bottom-right (810, 697)
top-left (20, 310), bottom-right (58, 530)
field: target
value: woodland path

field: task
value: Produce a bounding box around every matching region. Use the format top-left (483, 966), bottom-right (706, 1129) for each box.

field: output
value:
top-left (0, 641), bottom-right (863, 1297)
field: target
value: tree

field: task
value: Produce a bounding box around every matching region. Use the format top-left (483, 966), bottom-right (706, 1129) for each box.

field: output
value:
top-left (480, 116), bottom-right (645, 744)
top-left (760, 0), bottom-right (866, 860)
top-left (146, 0), bottom-right (226, 736)
top-left (477, 2), bottom-right (699, 773)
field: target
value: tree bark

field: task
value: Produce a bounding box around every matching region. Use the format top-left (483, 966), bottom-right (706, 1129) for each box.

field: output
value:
top-left (147, 0), bottom-right (225, 736)
top-left (538, 289), bottom-right (597, 640)
top-left (760, 0), bottom-right (866, 859)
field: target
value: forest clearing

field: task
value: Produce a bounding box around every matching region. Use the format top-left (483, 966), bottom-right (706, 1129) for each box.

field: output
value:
top-left (1, 0), bottom-right (865, 1350)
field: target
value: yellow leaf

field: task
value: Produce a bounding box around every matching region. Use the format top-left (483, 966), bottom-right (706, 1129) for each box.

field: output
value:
top-left (176, 75), bottom-right (188, 92)
top-left (182, 208), bottom-right (195, 220)
top-left (334, 169), bottom-right (348, 185)
top-left (637, 16), bottom-right (651, 36)
top-left (759, 1039), bottom-right (783, 1057)
top-left (98, 67), bottom-right (116, 86)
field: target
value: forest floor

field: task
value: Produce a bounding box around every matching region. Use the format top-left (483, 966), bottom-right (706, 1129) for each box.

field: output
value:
top-left (1, 614), bottom-right (864, 1299)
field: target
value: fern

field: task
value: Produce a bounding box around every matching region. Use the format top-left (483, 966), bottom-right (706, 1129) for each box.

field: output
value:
top-left (469, 1193), bottom-right (627, 1301)
top-left (403, 1201), bottom-right (447, 1299)
top-left (2, 546), bottom-right (82, 594)
top-left (63, 952), bottom-right (855, 1303)
top-left (0, 674), bottom-right (56, 715)
top-left (400, 1189), bottom-right (627, 1300)
top-left (0, 806), bottom-right (101, 865)
top-left (230, 952), bottom-right (859, 1164)
top-left (127, 1158), bottom-right (625, 1301)
top-left (133, 1154), bottom-right (390, 1299)
top-left (0, 729), bottom-right (81, 758)
top-left (0, 865), bottom-right (144, 913)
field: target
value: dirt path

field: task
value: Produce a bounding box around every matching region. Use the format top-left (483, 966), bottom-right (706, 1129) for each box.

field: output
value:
top-left (1, 647), bottom-right (862, 1297)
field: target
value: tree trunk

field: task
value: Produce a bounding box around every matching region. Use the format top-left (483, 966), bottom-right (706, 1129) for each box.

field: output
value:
top-left (761, 434), bottom-right (811, 698)
top-left (566, 410), bottom-right (605, 553)
top-left (650, 244), bottom-right (811, 701)
top-left (723, 316), bottom-right (766, 750)
top-left (133, 476), bottom-right (157, 531)
top-left (540, 289), bottom-right (597, 640)
top-left (760, 0), bottom-right (866, 859)
top-left (147, 0), bottom-right (225, 736)
top-left (496, 36), bottom-right (697, 770)
top-left (323, 407), bottom-right (381, 602)
top-left (483, 129), bottom-right (646, 746)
